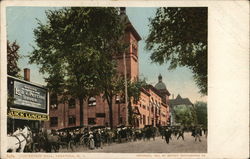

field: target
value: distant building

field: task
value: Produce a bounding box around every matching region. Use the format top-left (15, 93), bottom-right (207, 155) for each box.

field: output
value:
top-left (169, 94), bottom-right (193, 125)
top-left (44, 8), bottom-right (171, 130)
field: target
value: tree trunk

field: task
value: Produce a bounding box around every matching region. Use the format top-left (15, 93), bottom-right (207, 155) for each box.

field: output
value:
top-left (128, 101), bottom-right (133, 126)
top-left (107, 96), bottom-right (113, 129)
top-left (79, 97), bottom-right (84, 126)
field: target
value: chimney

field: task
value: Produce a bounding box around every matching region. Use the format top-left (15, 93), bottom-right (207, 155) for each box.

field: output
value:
top-left (24, 68), bottom-right (30, 82)
top-left (120, 7), bottom-right (126, 15)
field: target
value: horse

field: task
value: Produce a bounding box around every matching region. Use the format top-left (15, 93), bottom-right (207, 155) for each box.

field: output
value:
top-left (46, 133), bottom-right (61, 152)
top-left (32, 132), bottom-right (47, 152)
top-left (7, 126), bottom-right (32, 152)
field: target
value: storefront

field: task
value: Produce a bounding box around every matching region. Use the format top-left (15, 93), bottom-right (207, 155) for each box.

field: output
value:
top-left (7, 75), bottom-right (49, 133)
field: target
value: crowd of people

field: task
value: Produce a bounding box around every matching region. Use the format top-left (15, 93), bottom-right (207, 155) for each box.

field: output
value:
top-left (160, 125), bottom-right (207, 144)
top-left (9, 125), bottom-right (207, 152)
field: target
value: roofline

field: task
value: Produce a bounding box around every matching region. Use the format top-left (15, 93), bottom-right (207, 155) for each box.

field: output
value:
top-left (145, 84), bottom-right (164, 99)
top-left (125, 23), bottom-right (142, 41)
top-left (140, 87), bottom-right (151, 96)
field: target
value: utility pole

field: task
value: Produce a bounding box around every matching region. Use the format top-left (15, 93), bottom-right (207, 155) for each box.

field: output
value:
top-left (123, 51), bottom-right (128, 126)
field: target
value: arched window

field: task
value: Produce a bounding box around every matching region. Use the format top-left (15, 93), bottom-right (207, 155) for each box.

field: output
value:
top-left (68, 98), bottom-right (76, 108)
top-left (88, 97), bottom-right (96, 107)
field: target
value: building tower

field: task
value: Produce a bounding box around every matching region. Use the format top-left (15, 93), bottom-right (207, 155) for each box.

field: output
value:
top-left (116, 7), bottom-right (142, 80)
top-left (155, 74), bottom-right (171, 125)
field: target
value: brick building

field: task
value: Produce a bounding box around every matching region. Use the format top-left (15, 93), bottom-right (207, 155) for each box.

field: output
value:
top-left (45, 8), bottom-right (171, 130)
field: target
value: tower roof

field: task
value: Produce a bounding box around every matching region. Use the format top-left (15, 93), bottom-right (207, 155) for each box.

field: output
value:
top-left (154, 74), bottom-right (170, 96)
top-left (155, 74), bottom-right (167, 90)
top-left (120, 7), bottom-right (141, 41)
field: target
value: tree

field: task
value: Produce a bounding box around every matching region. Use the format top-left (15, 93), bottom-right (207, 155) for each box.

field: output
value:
top-left (173, 105), bottom-right (195, 127)
top-left (146, 7), bottom-right (207, 95)
top-left (7, 40), bottom-right (21, 77)
top-left (29, 7), bottom-right (124, 126)
top-left (7, 40), bottom-right (21, 113)
top-left (126, 79), bottom-right (147, 126)
top-left (194, 101), bottom-right (207, 128)
top-left (100, 73), bottom-right (124, 128)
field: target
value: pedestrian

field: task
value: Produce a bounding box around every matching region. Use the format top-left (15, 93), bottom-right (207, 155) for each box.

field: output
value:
top-left (94, 129), bottom-right (102, 149)
top-left (177, 127), bottom-right (184, 140)
top-left (194, 126), bottom-right (201, 142)
top-left (164, 128), bottom-right (172, 144)
top-left (89, 132), bottom-right (95, 150)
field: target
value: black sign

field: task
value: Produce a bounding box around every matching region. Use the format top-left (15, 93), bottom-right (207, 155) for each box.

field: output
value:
top-left (8, 76), bottom-right (48, 114)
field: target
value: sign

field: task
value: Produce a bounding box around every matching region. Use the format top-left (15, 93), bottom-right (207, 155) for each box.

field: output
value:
top-left (14, 80), bottom-right (47, 109)
top-left (8, 76), bottom-right (48, 114)
top-left (8, 109), bottom-right (49, 121)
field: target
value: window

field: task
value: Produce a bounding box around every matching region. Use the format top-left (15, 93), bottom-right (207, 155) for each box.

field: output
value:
top-left (50, 117), bottom-right (58, 127)
top-left (132, 42), bottom-right (138, 56)
top-left (119, 117), bottom-right (123, 124)
top-left (88, 118), bottom-right (96, 125)
top-left (88, 97), bottom-right (96, 107)
top-left (68, 98), bottom-right (76, 108)
top-left (115, 96), bottom-right (120, 104)
top-left (143, 115), bottom-right (146, 125)
top-left (96, 113), bottom-right (105, 118)
top-left (68, 115), bottom-right (76, 125)
top-left (50, 94), bottom-right (58, 110)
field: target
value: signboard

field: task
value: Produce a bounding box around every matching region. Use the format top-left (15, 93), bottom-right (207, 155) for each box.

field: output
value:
top-left (8, 76), bottom-right (48, 114)
top-left (8, 109), bottom-right (49, 121)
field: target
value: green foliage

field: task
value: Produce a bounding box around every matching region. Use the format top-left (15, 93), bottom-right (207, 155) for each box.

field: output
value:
top-left (173, 105), bottom-right (195, 126)
top-left (29, 7), bottom-right (125, 126)
top-left (7, 40), bottom-right (21, 113)
top-left (194, 101), bottom-right (207, 128)
top-left (127, 78), bottom-right (147, 103)
top-left (7, 40), bottom-right (21, 77)
top-left (146, 7), bottom-right (207, 95)
top-left (126, 79), bottom-right (147, 125)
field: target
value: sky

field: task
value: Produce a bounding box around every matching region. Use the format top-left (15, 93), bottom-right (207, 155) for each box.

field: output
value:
top-left (6, 7), bottom-right (207, 103)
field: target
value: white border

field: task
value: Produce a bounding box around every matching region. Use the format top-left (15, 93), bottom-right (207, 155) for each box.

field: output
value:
top-left (1, 0), bottom-right (249, 159)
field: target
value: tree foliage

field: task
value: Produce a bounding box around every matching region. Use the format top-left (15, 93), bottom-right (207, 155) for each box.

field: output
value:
top-left (146, 7), bottom-right (207, 95)
top-left (29, 7), bottom-right (124, 126)
top-left (194, 101), bottom-right (207, 127)
top-left (126, 79), bottom-right (147, 125)
top-left (7, 40), bottom-right (21, 77)
top-left (7, 40), bottom-right (21, 113)
top-left (173, 105), bottom-right (195, 126)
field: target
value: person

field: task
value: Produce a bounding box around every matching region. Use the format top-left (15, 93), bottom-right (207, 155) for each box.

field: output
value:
top-left (89, 132), bottom-right (95, 150)
top-left (177, 127), bottom-right (184, 140)
top-left (191, 126), bottom-right (196, 137)
top-left (194, 126), bottom-right (201, 142)
top-left (159, 127), bottom-right (165, 139)
top-left (164, 128), bottom-right (172, 144)
top-left (94, 129), bottom-right (102, 149)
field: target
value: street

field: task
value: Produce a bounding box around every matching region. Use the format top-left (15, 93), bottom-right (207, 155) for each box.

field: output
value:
top-left (60, 132), bottom-right (207, 153)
